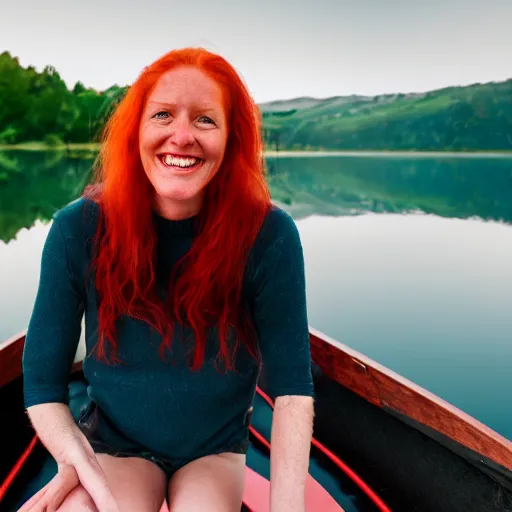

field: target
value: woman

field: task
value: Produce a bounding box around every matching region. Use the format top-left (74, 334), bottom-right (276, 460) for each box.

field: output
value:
top-left (21, 47), bottom-right (314, 512)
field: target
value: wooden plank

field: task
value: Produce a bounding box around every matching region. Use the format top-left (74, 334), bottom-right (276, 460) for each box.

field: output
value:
top-left (0, 331), bottom-right (26, 388)
top-left (309, 327), bottom-right (512, 472)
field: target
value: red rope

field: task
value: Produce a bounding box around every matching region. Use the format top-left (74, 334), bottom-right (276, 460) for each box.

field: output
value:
top-left (249, 425), bottom-right (272, 451)
top-left (255, 386), bottom-right (392, 512)
top-left (0, 435), bottom-right (38, 503)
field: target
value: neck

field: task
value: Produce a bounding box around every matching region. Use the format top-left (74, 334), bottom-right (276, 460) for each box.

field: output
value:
top-left (154, 194), bottom-right (203, 220)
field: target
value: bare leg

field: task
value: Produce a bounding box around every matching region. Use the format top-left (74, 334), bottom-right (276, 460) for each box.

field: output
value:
top-left (56, 486), bottom-right (99, 512)
top-left (167, 452), bottom-right (246, 512)
top-left (57, 454), bottom-right (167, 512)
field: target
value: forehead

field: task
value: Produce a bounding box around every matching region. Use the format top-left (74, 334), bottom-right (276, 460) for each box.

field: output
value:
top-left (146, 66), bottom-right (224, 110)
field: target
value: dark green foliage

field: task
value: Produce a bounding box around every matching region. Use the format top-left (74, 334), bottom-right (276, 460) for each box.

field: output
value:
top-left (0, 52), bottom-right (128, 145)
top-left (43, 134), bottom-right (63, 147)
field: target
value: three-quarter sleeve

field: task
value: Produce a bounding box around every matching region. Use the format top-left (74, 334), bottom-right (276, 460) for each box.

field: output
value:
top-left (250, 208), bottom-right (314, 399)
top-left (23, 214), bottom-right (85, 408)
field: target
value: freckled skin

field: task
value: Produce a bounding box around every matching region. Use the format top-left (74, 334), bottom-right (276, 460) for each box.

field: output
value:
top-left (138, 67), bottom-right (228, 220)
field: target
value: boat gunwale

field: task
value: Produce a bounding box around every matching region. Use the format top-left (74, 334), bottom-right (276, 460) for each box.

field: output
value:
top-left (309, 327), bottom-right (512, 472)
top-left (0, 330), bottom-right (27, 388)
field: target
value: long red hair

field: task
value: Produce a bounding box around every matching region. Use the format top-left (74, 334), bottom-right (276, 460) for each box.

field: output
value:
top-left (84, 48), bottom-right (271, 370)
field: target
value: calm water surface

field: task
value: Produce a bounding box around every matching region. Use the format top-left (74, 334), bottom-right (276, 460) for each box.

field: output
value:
top-left (1, 150), bottom-right (511, 440)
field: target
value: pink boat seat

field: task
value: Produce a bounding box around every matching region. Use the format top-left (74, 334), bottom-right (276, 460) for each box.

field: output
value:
top-left (158, 466), bottom-right (343, 512)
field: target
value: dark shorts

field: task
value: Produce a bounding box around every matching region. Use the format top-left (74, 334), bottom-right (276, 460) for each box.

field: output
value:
top-left (76, 400), bottom-right (249, 479)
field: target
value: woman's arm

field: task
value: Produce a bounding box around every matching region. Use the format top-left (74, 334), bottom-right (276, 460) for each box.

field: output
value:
top-left (20, 206), bottom-right (118, 511)
top-left (27, 403), bottom-right (92, 463)
top-left (23, 212), bottom-right (86, 451)
top-left (23, 212), bottom-right (85, 409)
top-left (248, 208), bottom-right (316, 511)
top-left (21, 402), bottom-right (120, 512)
top-left (270, 395), bottom-right (314, 512)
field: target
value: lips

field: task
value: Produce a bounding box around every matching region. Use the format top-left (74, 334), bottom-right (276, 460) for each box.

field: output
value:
top-left (158, 153), bottom-right (204, 171)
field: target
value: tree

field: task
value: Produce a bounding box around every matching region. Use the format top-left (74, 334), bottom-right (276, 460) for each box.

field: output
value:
top-left (72, 81), bottom-right (87, 95)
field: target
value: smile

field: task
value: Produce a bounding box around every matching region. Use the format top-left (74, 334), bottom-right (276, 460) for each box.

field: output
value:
top-left (160, 154), bottom-right (203, 169)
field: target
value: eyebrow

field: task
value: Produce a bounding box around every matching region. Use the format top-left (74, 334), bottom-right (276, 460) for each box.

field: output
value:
top-left (147, 101), bottom-right (220, 114)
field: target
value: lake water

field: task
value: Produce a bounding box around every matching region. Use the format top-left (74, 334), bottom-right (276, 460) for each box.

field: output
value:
top-left (1, 150), bottom-right (511, 440)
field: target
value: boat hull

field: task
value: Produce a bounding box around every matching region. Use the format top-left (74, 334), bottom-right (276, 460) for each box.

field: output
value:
top-left (2, 330), bottom-right (512, 511)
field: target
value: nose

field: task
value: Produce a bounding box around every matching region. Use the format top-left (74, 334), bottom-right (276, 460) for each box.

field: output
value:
top-left (169, 117), bottom-right (195, 147)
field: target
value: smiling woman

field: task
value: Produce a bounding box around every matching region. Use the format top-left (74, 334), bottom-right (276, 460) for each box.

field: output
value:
top-left (18, 48), bottom-right (315, 512)
top-left (139, 67), bottom-right (229, 220)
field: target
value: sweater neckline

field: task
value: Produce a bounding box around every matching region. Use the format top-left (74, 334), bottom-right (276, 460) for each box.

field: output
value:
top-left (152, 211), bottom-right (199, 236)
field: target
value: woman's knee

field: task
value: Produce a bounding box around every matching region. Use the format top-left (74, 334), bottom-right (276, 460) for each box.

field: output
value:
top-left (56, 485), bottom-right (98, 512)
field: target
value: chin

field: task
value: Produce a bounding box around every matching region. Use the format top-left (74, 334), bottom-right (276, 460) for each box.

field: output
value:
top-left (154, 182), bottom-right (203, 203)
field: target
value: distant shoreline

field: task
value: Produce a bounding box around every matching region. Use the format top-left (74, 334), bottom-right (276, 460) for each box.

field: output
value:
top-left (0, 142), bottom-right (100, 152)
top-left (264, 150), bottom-right (512, 159)
top-left (1, 142), bottom-right (511, 158)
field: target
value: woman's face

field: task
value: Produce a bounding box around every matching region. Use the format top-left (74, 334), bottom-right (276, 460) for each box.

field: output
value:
top-left (139, 66), bottom-right (228, 219)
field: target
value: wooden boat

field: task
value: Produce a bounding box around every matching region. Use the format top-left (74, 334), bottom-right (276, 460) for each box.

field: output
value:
top-left (1, 328), bottom-right (511, 511)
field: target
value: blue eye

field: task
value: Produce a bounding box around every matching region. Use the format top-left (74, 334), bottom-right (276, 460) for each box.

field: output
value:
top-left (199, 116), bottom-right (215, 125)
top-left (154, 111), bottom-right (170, 119)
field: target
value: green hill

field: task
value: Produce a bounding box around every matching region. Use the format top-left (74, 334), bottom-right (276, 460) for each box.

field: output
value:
top-left (260, 81), bottom-right (512, 151)
top-left (1, 51), bottom-right (511, 151)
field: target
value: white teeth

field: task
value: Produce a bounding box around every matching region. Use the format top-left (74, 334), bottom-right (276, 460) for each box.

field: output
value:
top-left (162, 155), bottom-right (200, 168)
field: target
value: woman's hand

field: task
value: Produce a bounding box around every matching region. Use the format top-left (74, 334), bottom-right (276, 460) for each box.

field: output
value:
top-left (19, 445), bottom-right (119, 512)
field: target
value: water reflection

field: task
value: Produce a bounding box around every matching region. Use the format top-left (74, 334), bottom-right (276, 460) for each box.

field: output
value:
top-left (266, 155), bottom-right (512, 224)
top-left (0, 150), bottom-right (93, 242)
top-left (1, 151), bottom-right (511, 243)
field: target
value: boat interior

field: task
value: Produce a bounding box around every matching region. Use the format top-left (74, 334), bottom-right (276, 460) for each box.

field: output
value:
top-left (1, 330), bottom-right (511, 511)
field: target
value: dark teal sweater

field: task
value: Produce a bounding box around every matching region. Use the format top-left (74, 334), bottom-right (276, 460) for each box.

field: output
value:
top-left (23, 197), bottom-right (314, 459)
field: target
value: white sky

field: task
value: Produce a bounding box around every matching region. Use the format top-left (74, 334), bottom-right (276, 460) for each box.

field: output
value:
top-left (1, 0), bottom-right (511, 103)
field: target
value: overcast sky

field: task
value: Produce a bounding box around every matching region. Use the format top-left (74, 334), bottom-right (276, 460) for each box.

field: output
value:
top-left (1, 0), bottom-right (511, 103)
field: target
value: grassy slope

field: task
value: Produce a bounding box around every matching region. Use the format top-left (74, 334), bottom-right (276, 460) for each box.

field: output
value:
top-left (260, 79), bottom-right (512, 150)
